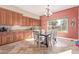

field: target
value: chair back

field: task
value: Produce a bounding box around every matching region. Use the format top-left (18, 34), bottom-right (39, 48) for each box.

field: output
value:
top-left (33, 31), bottom-right (39, 40)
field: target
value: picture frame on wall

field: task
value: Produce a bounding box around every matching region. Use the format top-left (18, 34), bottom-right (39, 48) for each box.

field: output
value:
top-left (71, 17), bottom-right (75, 28)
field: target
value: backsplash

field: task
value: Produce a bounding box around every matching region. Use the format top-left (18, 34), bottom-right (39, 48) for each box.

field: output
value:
top-left (0, 25), bottom-right (40, 32)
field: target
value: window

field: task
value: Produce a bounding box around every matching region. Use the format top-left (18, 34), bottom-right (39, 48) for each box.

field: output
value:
top-left (47, 17), bottom-right (68, 33)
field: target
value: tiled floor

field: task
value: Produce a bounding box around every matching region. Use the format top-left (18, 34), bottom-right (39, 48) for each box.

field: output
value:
top-left (0, 38), bottom-right (74, 54)
top-left (72, 46), bottom-right (79, 54)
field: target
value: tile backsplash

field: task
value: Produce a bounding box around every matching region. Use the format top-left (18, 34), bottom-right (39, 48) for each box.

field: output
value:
top-left (0, 25), bottom-right (40, 32)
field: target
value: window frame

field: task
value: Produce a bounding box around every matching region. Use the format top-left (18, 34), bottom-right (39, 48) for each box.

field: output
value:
top-left (47, 17), bottom-right (68, 33)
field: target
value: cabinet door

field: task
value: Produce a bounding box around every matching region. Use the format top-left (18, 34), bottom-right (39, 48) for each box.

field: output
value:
top-left (6, 32), bottom-right (13, 43)
top-left (18, 14), bottom-right (22, 25)
top-left (32, 20), bottom-right (35, 26)
top-left (20, 14), bottom-right (23, 25)
top-left (33, 20), bottom-right (40, 26)
top-left (1, 33), bottom-right (7, 45)
top-left (0, 8), bottom-right (6, 25)
top-left (12, 12), bottom-right (17, 25)
top-left (33, 20), bottom-right (36, 26)
top-left (18, 32), bottom-right (24, 40)
top-left (0, 33), bottom-right (2, 45)
top-left (35, 20), bottom-right (38, 26)
top-left (13, 32), bottom-right (17, 42)
top-left (22, 16), bottom-right (25, 25)
top-left (26, 17), bottom-right (30, 26)
top-left (29, 19), bottom-right (33, 26)
top-left (27, 30), bottom-right (32, 39)
top-left (38, 20), bottom-right (40, 26)
top-left (24, 31), bottom-right (32, 39)
top-left (6, 33), bottom-right (10, 44)
top-left (23, 31), bottom-right (27, 39)
top-left (10, 33), bottom-right (14, 43)
top-left (6, 10), bottom-right (13, 25)
top-left (15, 32), bottom-right (19, 41)
top-left (0, 8), bottom-right (2, 24)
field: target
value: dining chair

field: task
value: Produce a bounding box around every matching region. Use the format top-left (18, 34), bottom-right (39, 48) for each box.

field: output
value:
top-left (38, 35), bottom-right (47, 47)
top-left (47, 30), bottom-right (57, 47)
top-left (33, 31), bottom-right (39, 46)
top-left (33, 30), bottom-right (49, 47)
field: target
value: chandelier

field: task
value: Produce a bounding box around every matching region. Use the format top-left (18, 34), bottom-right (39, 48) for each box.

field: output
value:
top-left (45, 5), bottom-right (52, 17)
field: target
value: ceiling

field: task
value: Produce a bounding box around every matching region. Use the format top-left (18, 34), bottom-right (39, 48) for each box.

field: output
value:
top-left (14, 5), bottom-right (77, 16)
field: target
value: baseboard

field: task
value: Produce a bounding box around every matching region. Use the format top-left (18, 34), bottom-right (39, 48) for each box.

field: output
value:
top-left (57, 37), bottom-right (77, 41)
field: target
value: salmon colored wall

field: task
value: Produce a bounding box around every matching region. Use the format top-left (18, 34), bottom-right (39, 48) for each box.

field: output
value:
top-left (78, 7), bottom-right (79, 39)
top-left (40, 7), bottom-right (78, 39)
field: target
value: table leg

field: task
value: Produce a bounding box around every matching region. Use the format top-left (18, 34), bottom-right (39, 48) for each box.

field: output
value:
top-left (45, 37), bottom-right (48, 47)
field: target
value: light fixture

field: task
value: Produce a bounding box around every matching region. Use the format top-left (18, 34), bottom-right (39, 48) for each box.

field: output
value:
top-left (45, 5), bottom-right (52, 17)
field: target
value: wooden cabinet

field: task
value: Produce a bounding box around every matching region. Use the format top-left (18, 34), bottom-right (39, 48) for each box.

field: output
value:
top-left (23, 31), bottom-right (27, 39)
top-left (36, 20), bottom-right (40, 26)
top-left (12, 12), bottom-right (17, 25)
top-left (0, 33), bottom-right (2, 45)
top-left (29, 18), bottom-right (33, 26)
top-left (6, 32), bottom-right (14, 43)
top-left (0, 8), bottom-right (6, 25)
top-left (6, 10), bottom-right (13, 25)
top-left (33, 20), bottom-right (40, 26)
top-left (14, 31), bottom-right (21, 41)
top-left (16, 13), bottom-right (22, 25)
top-left (18, 31), bottom-right (24, 40)
top-left (1, 33), bottom-right (7, 45)
top-left (0, 7), bottom-right (40, 46)
top-left (0, 8), bottom-right (40, 26)
top-left (13, 31), bottom-right (24, 42)
top-left (0, 8), bottom-right (22, 25)
top-left (26, 17), bottom-right (30, 26)
top-left (32, 20), bottom-right (35, 26)
top-left (22, 16), bottom-right (26, 26)
top-left (23, 30), bottom-right (32, 39)
top-left (0, 30), bottom-right (33, 46)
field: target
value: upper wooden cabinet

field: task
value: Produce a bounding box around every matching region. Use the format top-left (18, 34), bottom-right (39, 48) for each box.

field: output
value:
top-left (15, 13), bottom-right (22, 25)
top-left (25, 17), bottom-right (30, 26)
top-left (32, 19), bottom-right (40, 26)
top-left (0, 8), bottom-right (40, 26)
top-left (36, 20), bottom-right (40, 26)
top-left (0, 8), bottom-right (6, 25)
top-left (6, 10), bottom-right (13, 25)
top-left (12, 12), bottom-right (18, 25)
top-left (22, 16), bottom-right (26, 26)
top-left (0, 8), bottom-right (23, 25)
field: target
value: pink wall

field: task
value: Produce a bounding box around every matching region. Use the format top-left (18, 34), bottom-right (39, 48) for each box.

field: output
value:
top-left (78, 7), bottom-right (79, 39)
top-left (40, 6), bottom-right (78, 39)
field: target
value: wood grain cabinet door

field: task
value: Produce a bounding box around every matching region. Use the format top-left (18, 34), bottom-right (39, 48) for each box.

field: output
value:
top-left (6, 33), bottom-right (10, 44)
top-left (0, 33), bottom-right (2, 45)
top-left (0, 8), bottom-right (6, 25)
top-left (9, 33), bottom-right (13, 43)
top-left (14, 32), bottom-right (18, 41)
top-left (15, 31), bottom-right (21, 41)
top-left (1, 33), bottom-right (7, 45)
top-left (13, 32), bottom-right (17, 42)
top-left (27, 30), bottom-right (32, 39)
top-left (29, 19), bottom-right (33, 26)
top-left (18, 32), bottom-right (23, 40)
top-left (12, 12), bottom-right (18, 25)
top-left (22, 16), bottom-right (26, 26)
top-left (6, 32), bottom-right (13, 43)
top-left (26, 17), bottom-right (30, 26)
top-left (32, 20), bottom-right (34, 26)
top-left (17, 14), bottom-right (22, 25)
top-left (6, 10), bottom-right (13, 25)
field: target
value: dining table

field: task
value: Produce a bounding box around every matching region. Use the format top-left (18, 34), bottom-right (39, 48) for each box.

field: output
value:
top-left (39, 33), bottom-right (51, 47)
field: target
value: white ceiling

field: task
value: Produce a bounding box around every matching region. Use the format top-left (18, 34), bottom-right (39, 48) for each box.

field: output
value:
top-left (14, 5), bottom-right (77, 16)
